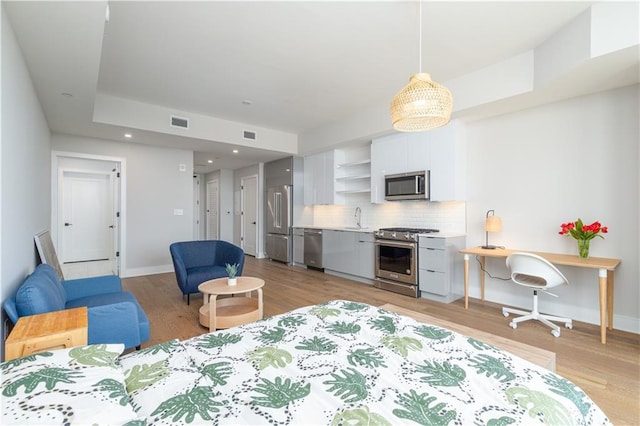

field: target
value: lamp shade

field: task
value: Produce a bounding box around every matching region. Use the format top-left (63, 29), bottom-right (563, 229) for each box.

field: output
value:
top-left (390, 73), bottom-right (453, 132)
top-left (485, 215), bottom-right (503, 233)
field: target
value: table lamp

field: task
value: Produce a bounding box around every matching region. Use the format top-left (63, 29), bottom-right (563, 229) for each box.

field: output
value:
top-left (482, 210), bottom-right (502, 249)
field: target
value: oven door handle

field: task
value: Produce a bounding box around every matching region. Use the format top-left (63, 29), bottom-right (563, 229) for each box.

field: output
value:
top-left (374, 240), bottom-right (417, 249)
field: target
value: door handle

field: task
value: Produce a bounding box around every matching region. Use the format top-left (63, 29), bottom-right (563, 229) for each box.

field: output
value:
top-left (109, 225), bottom-right (115, 228)
top-left (64, 222), bottom-right (72, 226)
top-left (252, 221), bottom-right (256, 225)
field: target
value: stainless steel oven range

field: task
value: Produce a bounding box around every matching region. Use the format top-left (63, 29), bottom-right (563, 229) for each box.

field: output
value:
top-left (374, 227), bottom-right (439, 297)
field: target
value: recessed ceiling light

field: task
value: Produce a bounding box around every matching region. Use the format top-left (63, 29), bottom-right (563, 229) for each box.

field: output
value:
top-left (232, 150), bottom-right (239, 154)
top-left (124, 133), bottom-right (132, 138)
top-left (61, 92), bottom-right (73, 98)
top-left (207, 160), bottom-right (213, 164)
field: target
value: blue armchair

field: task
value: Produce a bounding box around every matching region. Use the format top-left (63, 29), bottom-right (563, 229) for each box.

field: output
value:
top-left (170, 240), bottom-right (245, 304)
top-left (3, 264), bottom-right (149, 350)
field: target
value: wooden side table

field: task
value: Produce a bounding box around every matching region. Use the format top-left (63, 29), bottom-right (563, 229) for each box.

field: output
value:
top-left (198, 277), bottom-right (265, 331)
top-left (5, 307), bottom-right (88, 361)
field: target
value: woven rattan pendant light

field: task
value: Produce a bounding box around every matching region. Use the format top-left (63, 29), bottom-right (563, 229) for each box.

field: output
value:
top-left (391, 1), bottom-right (452, 132)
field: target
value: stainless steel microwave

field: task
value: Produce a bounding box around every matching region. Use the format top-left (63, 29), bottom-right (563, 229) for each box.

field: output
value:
top-left (384, 170), bottom-right (430, 201)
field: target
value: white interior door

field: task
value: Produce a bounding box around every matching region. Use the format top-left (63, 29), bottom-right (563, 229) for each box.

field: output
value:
top-left (61, 171), bottom-right (113, 262)
top-left (206, 179), bottom-right (219, 240)
top-left (241, 175), bottom-right (258, 256)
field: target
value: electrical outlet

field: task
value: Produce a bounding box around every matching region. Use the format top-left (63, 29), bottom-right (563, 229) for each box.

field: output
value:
top-left (178, 164), bottom-right (186, 172)
top-left (173, 209), bottom-right (183, 216)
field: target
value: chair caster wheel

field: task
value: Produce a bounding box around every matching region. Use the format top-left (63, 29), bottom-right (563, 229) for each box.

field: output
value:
top-left (565, 323), bottom-right (573, 329)
top-left (503, 311), bottom-right (509, 317)
top-left (509, 322), bottom-right (517, 329)
top-left (551, 330), bottom-right (560, 337)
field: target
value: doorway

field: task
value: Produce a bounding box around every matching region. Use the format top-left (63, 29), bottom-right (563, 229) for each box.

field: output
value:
top-left (54, 153), bottom-right (123, 277)
top-left (241, 175), bottom-right (258, 256)
top-left (206, 179), bottom-right (219, 240)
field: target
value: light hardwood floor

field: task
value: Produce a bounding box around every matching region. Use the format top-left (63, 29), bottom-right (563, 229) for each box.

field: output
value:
top-left (122, 255), bottom-right (640, 425)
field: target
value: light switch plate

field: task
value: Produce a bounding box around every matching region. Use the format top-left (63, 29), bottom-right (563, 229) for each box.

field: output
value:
top-left (174, 209), bottom-right (183, 216)
top-left (179, 164), bottom-right (186, 172)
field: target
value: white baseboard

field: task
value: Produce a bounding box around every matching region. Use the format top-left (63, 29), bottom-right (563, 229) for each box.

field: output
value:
top-left (122, 264), bottom-right (174, 278)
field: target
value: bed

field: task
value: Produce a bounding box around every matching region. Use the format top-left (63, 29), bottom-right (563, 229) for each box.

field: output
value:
top-left (1, 300), bottom-right (610, 425)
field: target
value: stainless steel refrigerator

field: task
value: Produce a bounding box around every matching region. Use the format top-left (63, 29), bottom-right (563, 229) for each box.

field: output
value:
top-left (265, 184), bottom-right (292, 263)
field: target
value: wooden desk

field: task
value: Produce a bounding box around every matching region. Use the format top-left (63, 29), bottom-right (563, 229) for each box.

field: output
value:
top-left (5, 307), bottom-right (88, 361)
top-left (459, 247), bottom-right (621, 344)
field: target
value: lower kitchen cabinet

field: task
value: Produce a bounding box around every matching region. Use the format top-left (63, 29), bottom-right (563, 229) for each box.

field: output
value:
top-left (293, 228), bottom-right (305, 265)
top-left (324, 230), bottom-right (375, 281)
top-left (418, 235), bottom-right (466, 303)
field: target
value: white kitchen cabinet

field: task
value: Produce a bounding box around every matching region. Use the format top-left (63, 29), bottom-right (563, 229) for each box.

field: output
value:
top-left (355, 232), bottom-right (375, 279)
top-left (304, 151), bottom-right (335, 205)
top-left (293, 228), bottom-right (305, 265)
top-left (370, 120), bottom-right (466, 203)
top-left (418, 235), bottom-right (466, 303)
top-left (323, 229), bottom-right (375, 281)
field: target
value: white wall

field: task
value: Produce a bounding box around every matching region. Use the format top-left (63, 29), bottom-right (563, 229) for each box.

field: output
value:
top-left (51, 134), bottom-right (194, 277)
top-left (465, 85), bottom-right (639, 333)
top-left (0, 8), bottom-right (52, 357)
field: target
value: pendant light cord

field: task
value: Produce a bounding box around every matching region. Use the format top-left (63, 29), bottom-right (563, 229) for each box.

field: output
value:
top-left (418, 0), bottom-right (422, 73)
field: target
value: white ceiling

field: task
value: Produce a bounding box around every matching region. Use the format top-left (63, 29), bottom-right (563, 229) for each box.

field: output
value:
top-left (4, 1), bottom-right (637, 173)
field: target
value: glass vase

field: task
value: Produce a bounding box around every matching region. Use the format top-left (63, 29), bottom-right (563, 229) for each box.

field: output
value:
top-left (577, 239), bottom-right (590, 259)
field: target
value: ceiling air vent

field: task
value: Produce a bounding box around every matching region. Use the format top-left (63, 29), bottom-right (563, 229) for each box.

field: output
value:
top-left (243, 130), bottom-right (257, 141)
top-left (170, 115), bottom-right (189, 129)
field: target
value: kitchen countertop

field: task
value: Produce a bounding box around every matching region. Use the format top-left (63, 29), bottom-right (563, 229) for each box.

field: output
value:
top-left (293, 226), bottom-right (374, 233)
top-left (293, 226), bottom-right (465, 238)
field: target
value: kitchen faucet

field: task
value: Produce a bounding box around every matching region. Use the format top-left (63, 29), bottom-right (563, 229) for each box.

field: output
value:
top-left (355, 207), bottom-right (362, 229)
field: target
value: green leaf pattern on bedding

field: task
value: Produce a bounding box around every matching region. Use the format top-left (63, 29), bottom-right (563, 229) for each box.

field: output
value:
top-left (257, 326), bottom-right (286, 344)
top-left (380, 335), bottom-right (423, 357)
top-left (414, 324), bottom-right (453, 340)
top-left (2, 367), bottom-right (83, 396)
top-left (248, 346), bottom-right (293, 370)
top-left (369, 315), bottom-right (396, 334)
top-left (505, 385), bottom-right (575, 425)
top-left (347, 347), bottom-right (386, 368)
top-left (414, 360), bottom-right (466, 387)
top-left (150, 385), bottom-right (227, 422)
top-left (201, 361), bottom-right (233, 386)
top-left (251, 376), bottom-right (311, 408)
top-left (23, 300), bottom-right (604, 425)
top-left (468, 353), bottom-right (516, 382)
top-left (125, 359), bottom-right (169, 392)
top-left (323, 367), bottom-right (368, 403)
top-left (94, 377), bottom-right (131, 406)
top-left (392, 389), bottom-right (457, 425)
top-left (331, 406), bottom-right (392, 426)
top-left (295, 336), bottom-right (337, 352)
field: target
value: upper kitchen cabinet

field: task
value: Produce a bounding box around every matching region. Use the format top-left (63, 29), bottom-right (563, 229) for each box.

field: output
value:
top-left (304, 151), bottom-right (335, 205)
top-left (371, 120), bottom-right (466, 203)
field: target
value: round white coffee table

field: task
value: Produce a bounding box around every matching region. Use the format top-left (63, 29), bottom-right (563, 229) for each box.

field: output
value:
top-left (198, 276), bottom-right (264, 331)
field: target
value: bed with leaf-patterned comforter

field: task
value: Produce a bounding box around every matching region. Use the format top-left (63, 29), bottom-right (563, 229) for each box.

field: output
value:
top-left (2, 300), bottom-right (609, 425)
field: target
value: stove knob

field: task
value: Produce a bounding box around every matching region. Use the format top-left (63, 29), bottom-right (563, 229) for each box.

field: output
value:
top-left (405, 233), bottom-right (411, 240)
top-left (391, 232), bottom-right (397, 239)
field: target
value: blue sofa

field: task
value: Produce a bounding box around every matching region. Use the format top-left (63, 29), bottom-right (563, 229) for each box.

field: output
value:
top-left (3, 264), bottom-right (149, 350)
top-left (170, 240), bottom-right (245, 304)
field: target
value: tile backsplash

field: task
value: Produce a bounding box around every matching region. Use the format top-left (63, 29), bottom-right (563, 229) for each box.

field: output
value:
top-left (307, 193), bottom-right (466, 234)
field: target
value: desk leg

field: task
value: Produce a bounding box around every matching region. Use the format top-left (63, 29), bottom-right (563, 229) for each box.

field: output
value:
top-left (209, 295), bottom-right (218, 331)
top-left (607, 270), bottom-right (614, 331)
top-left (598, 269), bottom-right (607, 344)
top-left (480, 256), bottom-right (486, 301)
top-left (464, 254), bottom-right (469, 309)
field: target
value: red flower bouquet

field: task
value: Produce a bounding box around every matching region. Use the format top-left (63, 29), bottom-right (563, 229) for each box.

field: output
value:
top-left (559, 219), bottom-right (608, 258)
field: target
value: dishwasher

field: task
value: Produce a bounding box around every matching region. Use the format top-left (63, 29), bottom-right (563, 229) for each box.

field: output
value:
top-left (303, 228), bottom-right (323, 270)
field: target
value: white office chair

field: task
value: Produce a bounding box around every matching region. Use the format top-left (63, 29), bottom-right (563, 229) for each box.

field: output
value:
top-left (503, 252), bottom-right (573, 337)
